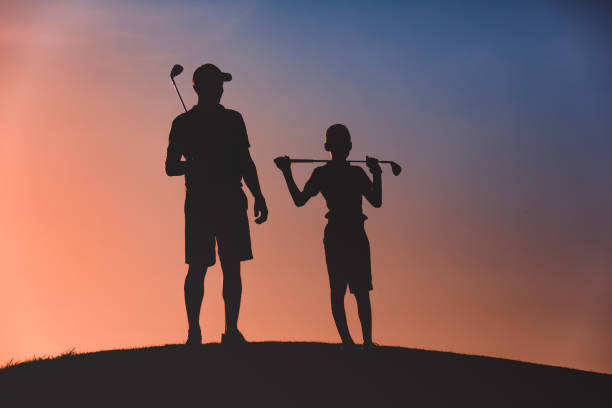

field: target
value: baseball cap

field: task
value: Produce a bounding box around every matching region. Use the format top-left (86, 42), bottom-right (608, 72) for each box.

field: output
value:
top-left (193, 63), bottom-right (232, 85)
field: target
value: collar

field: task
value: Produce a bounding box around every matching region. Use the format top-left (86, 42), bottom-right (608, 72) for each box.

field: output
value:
top-left (191, 103), bottom-right (224, 113)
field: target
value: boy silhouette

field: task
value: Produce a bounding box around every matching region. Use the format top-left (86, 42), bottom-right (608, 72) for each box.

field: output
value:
top-left (275, 124), bottom-right (382, 349)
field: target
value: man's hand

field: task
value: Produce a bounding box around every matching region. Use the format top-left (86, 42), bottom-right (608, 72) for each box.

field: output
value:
top-left (366, 156), bottom-right (382, 175)
top-left (254, 195), bottom-right (268, 224)
top-left (274, 156), bottom-right (291, 172)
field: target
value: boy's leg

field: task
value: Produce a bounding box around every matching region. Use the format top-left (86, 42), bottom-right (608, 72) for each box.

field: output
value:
top-left (324, 223), bottom-right (355, 345)
top-left (220, 256), bottom-right (242, 334)
top-left (355, 291), bottom-right (372, 345)
top-left (185, 263), bottom-right (207, 342)
top-left (331, 286), bottom-right (354, 344)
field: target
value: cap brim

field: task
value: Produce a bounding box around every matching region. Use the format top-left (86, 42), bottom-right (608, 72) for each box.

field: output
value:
top-left (221, 72), bottom-right (232, 82)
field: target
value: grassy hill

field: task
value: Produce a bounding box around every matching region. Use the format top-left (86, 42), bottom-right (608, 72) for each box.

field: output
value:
top-left (1, 342), bottom-right (610, 407)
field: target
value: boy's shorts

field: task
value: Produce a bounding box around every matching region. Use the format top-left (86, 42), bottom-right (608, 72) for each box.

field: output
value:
top-left (323, 221), bottom-right (373, 294)
top-left (184, 189), bottom-right (253, 266)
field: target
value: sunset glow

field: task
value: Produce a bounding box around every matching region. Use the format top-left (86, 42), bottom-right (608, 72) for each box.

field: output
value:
top-left (1, 1), bottom-right (611, 374)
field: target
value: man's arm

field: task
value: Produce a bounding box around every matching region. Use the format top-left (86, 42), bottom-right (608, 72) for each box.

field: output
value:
top-left (243, 150), bottom-right (268, 224)
top-left (363, 156), bottom-right (382, 208)
top-left (165, 119), bottom-right (187, 176)
top-left (234, 111), bottom-right (268, 223)
top-left (274, 156), bottom-right (314, 207)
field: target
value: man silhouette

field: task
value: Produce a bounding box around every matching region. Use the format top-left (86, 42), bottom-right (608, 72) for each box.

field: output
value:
top-left (165, 63), bottom-right (268, 345)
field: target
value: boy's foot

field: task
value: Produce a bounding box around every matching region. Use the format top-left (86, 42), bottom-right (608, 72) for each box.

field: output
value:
top-left (221, 329), bottom-right (247, 345)
top-left (185, 328), bottom-right (202, 347)
top-left (362, 342), bottom-right (380, 352)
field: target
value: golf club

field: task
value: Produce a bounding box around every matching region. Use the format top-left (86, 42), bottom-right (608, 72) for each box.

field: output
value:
top-left (170, 64), bottom-right (187, 112)
top-left (275, 157), bottom-right (402, 176)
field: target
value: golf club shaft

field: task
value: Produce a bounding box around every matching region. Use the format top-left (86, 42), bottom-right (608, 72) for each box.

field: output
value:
top-left (172, 78), bottom-right (187, 112)
top-left (290, 159), bottom-right (394, 164)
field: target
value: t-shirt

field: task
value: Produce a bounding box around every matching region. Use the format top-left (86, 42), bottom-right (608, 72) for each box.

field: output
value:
top-left (166, 104), bottom-right (250, 195)
top-left (303, 162), bottom-right (373, 222)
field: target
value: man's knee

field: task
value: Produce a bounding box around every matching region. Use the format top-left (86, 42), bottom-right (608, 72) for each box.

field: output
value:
top-left (186, 264), bottom-right (207, 282)
top-left (221, 259), bottom-right (241, 296)
top-left (220, 257), bottom-right (241, 278)
top-left (354, 290), bottom-right (370, 300)
top-left (330, 286), bottom-right (347, 303)
top-left (354, 291), bottom-right (371, 308)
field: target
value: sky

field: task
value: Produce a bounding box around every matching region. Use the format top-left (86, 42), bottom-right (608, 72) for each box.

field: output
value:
top-left (1, 0), bottom-right (611, 374)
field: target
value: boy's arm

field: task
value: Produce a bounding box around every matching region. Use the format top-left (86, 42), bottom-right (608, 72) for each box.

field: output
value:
top-left (242, 150), bottom-right (268, 224)
top-left (274, 156), bottom-right (314, 207)
top-left (364, 156), bottom-right (382, 208)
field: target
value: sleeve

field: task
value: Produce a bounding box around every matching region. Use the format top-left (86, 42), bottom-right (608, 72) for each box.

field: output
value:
top-left (234, 111), bottom-right (251, 148)
top-left (303, 167), bottom-right (322, 198)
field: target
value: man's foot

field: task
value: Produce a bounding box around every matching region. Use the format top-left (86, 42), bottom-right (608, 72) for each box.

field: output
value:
top-left (185, 328), bottom-right (202, 347)
top-left (362, 341), bottom-right (380, 352)
top-left (339, 340), bottom-right (359, 352)
top-left (221, 329), bottom-right (247, 345)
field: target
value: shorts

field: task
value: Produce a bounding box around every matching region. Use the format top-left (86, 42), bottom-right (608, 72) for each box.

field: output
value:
top-left (184, 189), bottom-right (253, 266)
top-left (323, 221), bottom-right (373, 294)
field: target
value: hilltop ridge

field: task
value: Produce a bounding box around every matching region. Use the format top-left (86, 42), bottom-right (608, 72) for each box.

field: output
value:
top-left (1, 342), bottom-right (610, 407)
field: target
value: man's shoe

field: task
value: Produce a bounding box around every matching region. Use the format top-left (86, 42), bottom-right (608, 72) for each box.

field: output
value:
top-left (339, 340), bottom-right (360, 352)
top-left (221, 329), bottom-right (247, 345)
top-left (185, 328), bottom-right (202, 347)
top-left (362, 341), bottom-right (380, 352)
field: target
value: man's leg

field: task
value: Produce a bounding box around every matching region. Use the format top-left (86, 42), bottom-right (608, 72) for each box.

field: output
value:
top-left (331, 286), bottom-right (354, 344)
top-left (355, 291), bottom-right (372, 345)
top-left (220, 256), bottom-right (242, 334)
top-left (185, 263), bottom-right (207, 342)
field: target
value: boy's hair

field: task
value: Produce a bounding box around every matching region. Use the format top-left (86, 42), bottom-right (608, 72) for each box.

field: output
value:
top-left (324, 124), bottom-right (352, 151)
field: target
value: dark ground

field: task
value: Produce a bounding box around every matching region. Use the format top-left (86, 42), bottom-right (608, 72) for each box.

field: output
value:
top-left (1, 342), bottom-right (610, 407)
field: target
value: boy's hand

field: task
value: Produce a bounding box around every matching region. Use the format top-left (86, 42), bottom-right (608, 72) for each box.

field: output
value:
top-left (274, 156), bottom-right (291, 172)
top-left (366, 156), bottom-right (382, 175)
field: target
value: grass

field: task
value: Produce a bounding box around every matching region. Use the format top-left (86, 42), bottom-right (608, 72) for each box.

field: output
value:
top-left (1, 347), bottom-right (77, 369)
top-left (1, 342), bottom-right (610, 407)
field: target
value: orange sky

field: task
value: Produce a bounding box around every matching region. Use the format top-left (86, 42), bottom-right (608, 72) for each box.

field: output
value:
top-left (1, 1), bottom-right (611, 374)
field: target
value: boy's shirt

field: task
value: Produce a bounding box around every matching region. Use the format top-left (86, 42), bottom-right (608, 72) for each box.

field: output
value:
top-left (303, 162), bottom-right (373, 222)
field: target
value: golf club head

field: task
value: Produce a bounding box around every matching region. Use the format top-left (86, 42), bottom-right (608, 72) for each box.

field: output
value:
top-left (170, 64), bottom-right (184, 79)
top-left (389, 161), bottom-right (402, 176)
